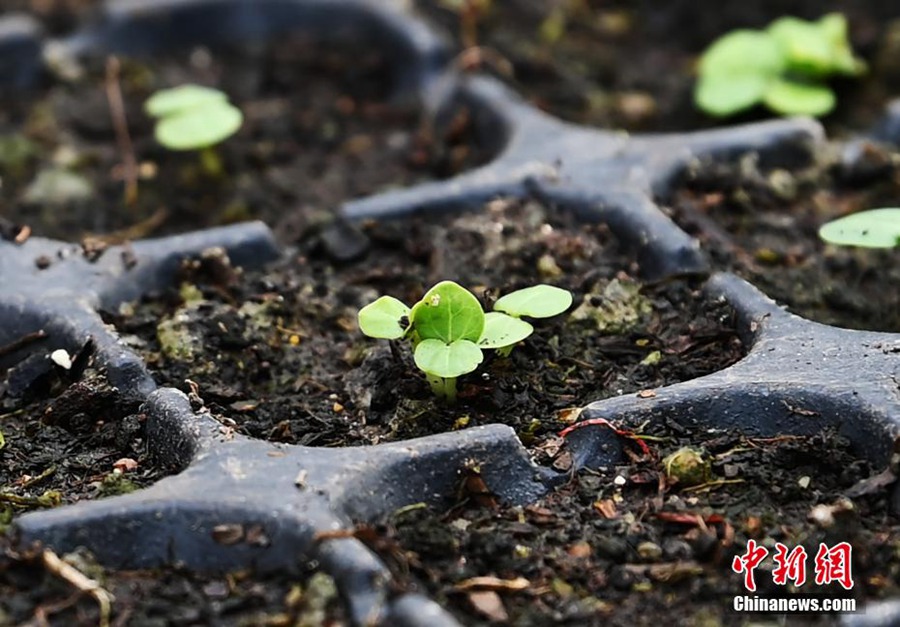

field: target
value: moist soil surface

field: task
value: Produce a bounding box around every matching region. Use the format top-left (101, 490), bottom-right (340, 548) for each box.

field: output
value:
top-left (420, 0), bottom-right (900, 333)
top-left (0, 30), bottom-right (470, 243)
top-left (109, 200), bottom-right (742, 449)
top-left (1, 1), bottom-right (900, 625)
top-left (671, 147), bottom-right (900, 333)
top-left (374, 425), bottom-right (900, 626)
top-left (415, 0), bottom-right (900, 134)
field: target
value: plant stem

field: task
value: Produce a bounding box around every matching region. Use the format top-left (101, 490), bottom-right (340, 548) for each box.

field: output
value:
top-left (426, 374), bottom-right (457, 404)
top-left (199, 146), bottom-right (223, 178)
top-left (105, 56), bottom-right (138, 207)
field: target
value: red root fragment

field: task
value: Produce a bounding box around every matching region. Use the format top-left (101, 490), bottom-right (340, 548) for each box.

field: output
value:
top-left (559, 417), bottom-right (652, 457)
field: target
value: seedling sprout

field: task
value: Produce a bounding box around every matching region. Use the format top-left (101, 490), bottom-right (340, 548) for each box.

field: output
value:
top-left (358, 281), bottom-right (572, 403)
top-left (144, 84), bottom-right (243, 175)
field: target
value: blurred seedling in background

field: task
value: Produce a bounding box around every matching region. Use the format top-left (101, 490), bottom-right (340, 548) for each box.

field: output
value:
top-left (695, 13), bottom-right (865, 118)
top-left (144, 84), bottom-right (243, 177)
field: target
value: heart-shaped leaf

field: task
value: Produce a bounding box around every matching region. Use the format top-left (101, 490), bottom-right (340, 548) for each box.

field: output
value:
top-left (478, 312), bottom-right (534, 349)
top-left (494, 284), bottom-right (573, 319)
top-left (155, 100), bottom-right (244, 151)
top-left (819, 208), bottom-right (900, 248)
top-left (358, 296), bottom-right (410, 339)
top-left (414, 339), bottom-right (483, 378)
top-left (410, 281), bottom-right (484, 343)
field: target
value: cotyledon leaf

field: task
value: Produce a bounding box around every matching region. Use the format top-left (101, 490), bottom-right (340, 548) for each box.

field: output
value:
top-left (414, 338), bottom-right (484, 378)
top-left (358, 296), bottom-right (411, 340)
top-left (145, 84), bottom-right (228, 118)
top-left (410, 281), bottom-right (485, 343)
top-left (494, 284), bottom-right (573, 319)
top-left (154, 100), bottom-right (243, 151)
top-left (819, 208), bottom-right (900, 248)
top-left (478, 312), bottom-right (534, 349)
top-left (762, 78), bottom-right (835, 116)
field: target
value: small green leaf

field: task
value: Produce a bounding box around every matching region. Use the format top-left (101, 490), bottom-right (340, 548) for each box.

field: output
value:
top-left (145, 85), bottom-right (228, 118)
top-left (698, 30), bottom-right (785, 79)
top-left (768, 16), bottom-right (835, 75)
top-left (818, 13), bottom-right (866, 75)
top-left (762, 79), bottom-right (835, 116)
top-left (478, 312), bottom-right (534, 349)
top-left (154, 100), bottom-right (243, 151)
top-left (769, 14), bottom-right (864, 77)
top-left (410, 281), bottom-right (485, 343)
top-left (694, 29), bottom-right (782, 117)
top-left (358, 296), bottom-right (410, 340)
top-left (695, 74), bottom-right (771, 117)
top-left (414, 339), bottom-right (483, 378)
top-left (494, 285), bottom-right (573, 319)
top-left (819, 208), bottom-right (900, 248)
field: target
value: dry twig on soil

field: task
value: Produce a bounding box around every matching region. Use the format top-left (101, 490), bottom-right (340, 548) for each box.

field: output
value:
top-left (40, 549), bottom-right (114, 627)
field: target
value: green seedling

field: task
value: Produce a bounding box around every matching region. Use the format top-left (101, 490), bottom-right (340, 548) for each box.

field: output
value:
top-left (144, 84), bottom-right (243, 176)
top-left (411, 281), bottom-right (485, 402)
top-left (695, 13), bottom-right (865, 118)
top-left (358, 281), bottom-right (572, 403)
top-left (819, 208), bottom-right (900, 248)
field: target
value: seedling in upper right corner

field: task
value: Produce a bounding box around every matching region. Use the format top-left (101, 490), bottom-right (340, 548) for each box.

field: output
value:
top-left (144, 84), bottom-right (243, 177)
top-left (818, 208), bottom-right (900, 248)
top-left (695, 13), bottom-right (865, 118)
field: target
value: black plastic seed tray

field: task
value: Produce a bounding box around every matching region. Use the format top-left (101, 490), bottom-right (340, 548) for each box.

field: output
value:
top-left (1, 2), bottom-right (899, 626)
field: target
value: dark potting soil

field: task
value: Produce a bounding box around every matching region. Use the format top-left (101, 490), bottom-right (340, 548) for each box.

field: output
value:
top-left (0, 367), bottom-right (163, 511)
top-left (414, 0), bottom-right (900, 134)
top-left (0, 32), bottom-right (480, 244)
top-left (373, 425), bottom-right (900, 626)
top-left (0, 538), bottom-right (347, 625)
top-left (671, 146), bottom-right (900, 333)
top-left (108, 199), bottom-right (742, 449)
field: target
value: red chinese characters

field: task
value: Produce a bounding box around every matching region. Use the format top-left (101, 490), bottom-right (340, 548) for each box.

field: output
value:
top-left (773, 544), bottom-right (808, 586)
top-left (732, 541), bottom-right (854, 591)
top-left (814, 542), bottom-right (854, 590)
top-left (732, 539), bottom-right (769, 592)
